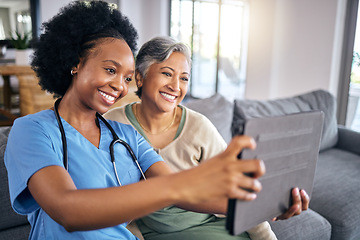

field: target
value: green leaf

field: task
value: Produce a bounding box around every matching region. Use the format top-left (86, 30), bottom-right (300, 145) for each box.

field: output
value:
top-left (9, 30), bottom-right (32, 49)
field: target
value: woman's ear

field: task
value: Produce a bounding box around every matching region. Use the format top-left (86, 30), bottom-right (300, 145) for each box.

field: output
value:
top-left (71, 65), bottom-right (79, 76)
top-left (135, 72), bottom-right (143, 88)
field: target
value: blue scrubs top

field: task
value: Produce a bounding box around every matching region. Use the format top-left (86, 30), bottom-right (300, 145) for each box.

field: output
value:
top-left (5, 110), bottom-right (163, 240)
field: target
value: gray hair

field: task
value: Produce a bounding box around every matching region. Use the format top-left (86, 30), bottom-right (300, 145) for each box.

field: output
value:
top-left (135, 36), bottom-right (192, 98)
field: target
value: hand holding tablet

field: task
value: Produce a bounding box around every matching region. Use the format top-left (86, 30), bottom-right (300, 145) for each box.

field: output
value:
top-left (226, 111), bottom-right (324, 235)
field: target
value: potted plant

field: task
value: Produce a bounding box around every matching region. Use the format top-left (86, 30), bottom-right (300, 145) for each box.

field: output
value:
top-left (10, 30), bottom-right (32, 65)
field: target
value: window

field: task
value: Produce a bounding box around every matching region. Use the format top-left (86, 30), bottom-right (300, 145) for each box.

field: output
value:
top-left (170, 0), bottom-right (249, 101)
top-left (15, 10), bottom-right (32, 36)
top-left (345, 2), bottom-right (360, 132)
top-left (338, 0), bottom-right (360, 132)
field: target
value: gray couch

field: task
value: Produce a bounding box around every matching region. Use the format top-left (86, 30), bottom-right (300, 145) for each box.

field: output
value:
top-left (0, 127), bottom-right (31, 239)
top-left (1, 89), bottom-right (359, 239)
top-left (185, 89), bottom-right (360, 240)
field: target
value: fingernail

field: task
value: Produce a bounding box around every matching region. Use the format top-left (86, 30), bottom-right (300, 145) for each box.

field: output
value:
top-left (259, 160), bottom-right (265, 172)
top-left (300, 189), bottom-right (308, 197)
top-left (248, 193), bottom-right (257, 200)
top-left (254, 180), bottom-right (262, 191)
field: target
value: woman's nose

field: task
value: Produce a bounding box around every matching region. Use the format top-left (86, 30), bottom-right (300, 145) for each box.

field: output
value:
top-left (110, 77), bottom-right (125, 92)
top-left (168, 77), bottom-right (180, 92)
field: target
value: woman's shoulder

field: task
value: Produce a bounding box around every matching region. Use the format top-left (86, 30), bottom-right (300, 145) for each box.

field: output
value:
top-left (7, 110), bottom-right (58, 151)
top-left (12, 109), bottom-right (54, 129)
top-left (104, 103), bottom-right (134, 124)
top-left (104, 105), bottom-right (126, 118)
top-left (182, 106), bottom-right (214, 126)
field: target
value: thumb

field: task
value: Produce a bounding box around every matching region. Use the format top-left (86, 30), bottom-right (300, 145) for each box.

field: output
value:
top-left (225, 135), bottom-right (256, 158)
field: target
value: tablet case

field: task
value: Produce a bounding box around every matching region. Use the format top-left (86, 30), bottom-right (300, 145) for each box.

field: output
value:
top-left (226, 111), bottom-right (324, 235)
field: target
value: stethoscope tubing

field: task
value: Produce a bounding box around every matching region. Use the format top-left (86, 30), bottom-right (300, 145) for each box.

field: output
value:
top-left (54, 98), bottom-right (68, 170)
top-left (53, 98), bottom-right (146, 186)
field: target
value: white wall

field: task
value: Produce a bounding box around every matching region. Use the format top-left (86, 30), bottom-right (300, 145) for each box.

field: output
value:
top-left (39, 0), bottom-right (70, 24)
top-left (120, 0), bottom-right (170, 47)
top-left (38, 0), bottom-right (345, 100)
top-left (245, 0), bottom-right (346, 100)
top-left (39, 0), bottom-right (170, 48)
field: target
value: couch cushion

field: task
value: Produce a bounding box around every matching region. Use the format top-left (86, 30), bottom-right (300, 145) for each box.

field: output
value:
top-left (0, 126), bottom-right (30, 231)
top-left (336, 126), bottom-right (360, 155)
top-left (310, 148), bottom-right (360, 240)
top-left (232, 90), bottom-right (338, 151)
top-left (0, 224), bottom-right (30, 240)
top-left (184, 94), bottom-right (233, 143)
top-left (269, 208), bottom-right (331, 240)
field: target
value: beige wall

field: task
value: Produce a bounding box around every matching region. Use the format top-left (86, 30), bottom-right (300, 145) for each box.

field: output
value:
top-left (245, 0), bottom-right (346, 100)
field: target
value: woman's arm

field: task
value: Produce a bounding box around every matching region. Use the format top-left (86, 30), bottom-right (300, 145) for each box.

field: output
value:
top-left (28, 164), bottom-right (178, 232)
top-left (146, 161), bottom-right (309, 218)
top-left (28, 135), bottom-right (264, 232)
top-left (145, 162), bottom-right (251, 215)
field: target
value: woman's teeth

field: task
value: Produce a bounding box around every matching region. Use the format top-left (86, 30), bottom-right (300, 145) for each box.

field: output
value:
top-left (161, 92), bottom-right (175, 100)
top-left (99, 90), bottom-right (115, 101)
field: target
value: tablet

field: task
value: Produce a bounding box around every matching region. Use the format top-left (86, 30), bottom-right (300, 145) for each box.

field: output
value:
top-left (226, 111), bottom-right (324, 235)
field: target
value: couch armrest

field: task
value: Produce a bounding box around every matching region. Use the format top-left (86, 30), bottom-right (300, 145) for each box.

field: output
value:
top-left (335, 125), bottom-right (360, 155)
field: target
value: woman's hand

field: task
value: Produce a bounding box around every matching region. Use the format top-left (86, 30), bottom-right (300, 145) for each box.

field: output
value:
top-left (272, 187), bottom-right (310, 221)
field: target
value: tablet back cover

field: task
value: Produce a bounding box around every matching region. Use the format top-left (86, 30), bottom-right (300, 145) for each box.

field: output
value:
top-left (226, 111), bottom-right (324, 235)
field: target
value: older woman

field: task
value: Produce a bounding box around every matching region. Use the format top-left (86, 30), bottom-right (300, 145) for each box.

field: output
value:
top-left (105, 36), bottom-right (309, 240)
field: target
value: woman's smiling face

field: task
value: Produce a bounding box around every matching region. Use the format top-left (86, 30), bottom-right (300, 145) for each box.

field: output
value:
top-left (70, 38), bottom-right (135, 114)
top-left (139, 51), bottom-right (190, 113)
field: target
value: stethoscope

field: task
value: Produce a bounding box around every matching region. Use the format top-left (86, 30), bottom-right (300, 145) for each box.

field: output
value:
top-left (53, 98), bottom-right (146, 186)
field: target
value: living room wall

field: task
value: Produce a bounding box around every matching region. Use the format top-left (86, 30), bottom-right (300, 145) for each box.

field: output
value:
top-left (38, 0), bottom-right (345, 101)
top-left (39, 0), bottom-right (169, 47)
top-left (245, 0), bottom-right (346, 100)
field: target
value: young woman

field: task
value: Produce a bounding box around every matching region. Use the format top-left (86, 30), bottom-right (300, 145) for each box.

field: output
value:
top-left (5, 2), bottom-right (267, 239)
top-left (104, 36), bottom-right (309, 239)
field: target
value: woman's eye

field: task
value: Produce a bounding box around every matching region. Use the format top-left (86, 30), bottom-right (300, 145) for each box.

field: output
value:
top-left (105, 68), bottom-right (116, 74)
top-left (125, 77), bottom-right (132, 82)
top-left (181, 77), bottom-right (189, 82)
top-left (162, 72), bottom-right (171, 77)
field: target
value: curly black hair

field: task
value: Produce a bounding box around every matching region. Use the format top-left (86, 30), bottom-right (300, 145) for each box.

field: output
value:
top-left (31, 1), bottom-right (138, 97)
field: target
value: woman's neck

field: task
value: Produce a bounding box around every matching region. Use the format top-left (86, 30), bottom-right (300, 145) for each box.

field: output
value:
top-left (133, 102), bottom-right (181, 149)
top-left (134, 103), bottom-right (177, 135)
top-left (57, 95), bottom-right (101, 148)
top-left (59, 95), bottom-right (97, 127)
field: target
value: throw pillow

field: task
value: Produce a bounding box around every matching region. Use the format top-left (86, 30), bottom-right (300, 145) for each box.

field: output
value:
top-left (232, 90), bottom-right (338, 151)
top-left (184, 94), bottom-right (233, 143)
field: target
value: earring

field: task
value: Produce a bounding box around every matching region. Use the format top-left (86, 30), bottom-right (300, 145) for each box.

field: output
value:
top-left (71, 69), bottom-right (74, 75)
top-left (135, 74), bottom-right (143, 87)
top-left (136, 81), bottom-right (143, 88)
